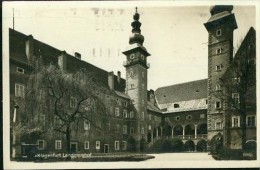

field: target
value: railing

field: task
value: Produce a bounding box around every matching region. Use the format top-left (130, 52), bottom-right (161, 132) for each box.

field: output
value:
top-left (175, 134), bottom-right (207, 140)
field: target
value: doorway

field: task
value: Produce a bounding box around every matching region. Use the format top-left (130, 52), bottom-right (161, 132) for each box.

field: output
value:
top-left (104, 144), bottom-right (109, 153)
top-left (70, 142), bottom-right (78, 153)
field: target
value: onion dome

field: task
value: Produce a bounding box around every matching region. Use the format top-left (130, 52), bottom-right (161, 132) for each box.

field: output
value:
top-left (210, 5), bottom-right (233, 15)
top-left (129, 7), bottom-right (144, 45)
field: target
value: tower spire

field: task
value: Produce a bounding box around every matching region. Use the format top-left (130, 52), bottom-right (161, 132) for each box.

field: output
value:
top-left (129, 7), bottom-right (144, 45)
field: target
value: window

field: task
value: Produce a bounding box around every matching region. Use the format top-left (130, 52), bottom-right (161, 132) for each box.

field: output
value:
top-left (247, 116), bottom-right (255, 127)
top-left (116, 98), bottom-right (120, 105)
top-left (141, 127), bottom-right (145, 134)
top-left (115, 107), bottom-right (120, 116)
top-left (130, 127), bottom-right (134, 134)
top-left (130, 111), bottom-right (134, 118)
top-left (124, 101), bottom-right (128, 107)
top-left (123, 125), bottom-right (127, 134)
top-left (96, 141), bottom-right (100, 150)
top-left (232, 93), bottom-right (240, 104)
top-left (37, 140), bottom-right (45, 150)
top-left (216, 84), bottom-right (221, 90)
top-left (176, 116), bottom-right (180, 121)
top-left (84, 120), bottom-right (90, 130)
top-left (200, 114), bottom-right (205, 119)
top-left (216, 29), bottom-right (222, 36)
top-left (84, 141), bottom-right (89, 149)
top-left (141, 112), bottom-right (144, 120)
top-left (123, 110), bottom-right (127, 118)
top-left (55, 140), bottom-right (62, 149)
top-left (232, 77), bottom-right (240, 84)
top-left (215, 64), bottom-right (223, 71)
top-left (130, 70), bottom-right (134, 76)
top-left (148, 125), bottom-right (151, 130)
top-left (15, 84), bottom-right (25, 97)
top-left (17, 67), bottom-right (24, 74)
top-left (116, 124), bottom-right (120, 133)
top-left (148, 114), bottom-right (151, 120)
top-left (122, 141), bottom-right (127, 150)
top-left (39, 114), bottom-right (46, 128)
top-left (130, 84), bottom-right (134, 88)
top-left (70, 97), bottom-right (77, 108)
top-left (216, 48), bottom-right (222, 54)
top-left (232, 116), bottom-right (240, 127)
top-left (215, 122), bottom-right (222, 130)
top-left (115, 141), bottom-right (120, 150)
top-left (186, 115), bottom-right (192, 120)
top-left (174, 104), bottom-right (179, 108)
top-left (206, 100), bottom-right (208, 105)
top-left (215, 101), bottom-right (222, 109)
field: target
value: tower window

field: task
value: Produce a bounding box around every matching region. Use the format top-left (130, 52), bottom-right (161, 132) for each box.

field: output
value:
top-left (17, 67), bottom-right (24, 74)
top-left (215, 64), bottom-right (223, 71)
top-left (174, 104), bottom-right (179, 108)
top-left (216, 84), bottom-right (221, 90)
top-left (216, 48), bottom-right (222, 54)
top-left (216, 29), bottom-right (222, 36)
top-left (215, 101), bottom-right (222, 109)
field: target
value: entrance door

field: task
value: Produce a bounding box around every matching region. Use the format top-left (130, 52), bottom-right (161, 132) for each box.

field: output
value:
top-left (70, 142), bottom-right (78, 153)
top-left (104, 144), bottom-right (109, 153)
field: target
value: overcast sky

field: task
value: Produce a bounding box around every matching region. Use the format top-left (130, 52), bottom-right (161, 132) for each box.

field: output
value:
top-left (3, 1), bottom-right (256, 90)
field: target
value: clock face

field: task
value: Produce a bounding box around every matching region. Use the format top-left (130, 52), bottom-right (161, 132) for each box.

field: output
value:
top-left (130, 53), bottom-right (135, 59)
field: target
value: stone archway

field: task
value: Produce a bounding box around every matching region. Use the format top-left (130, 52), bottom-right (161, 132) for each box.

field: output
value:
top-left (173, 125), bottom-right (183, 136)
top-left (127, 136), bottom-right (136, 152)
top-left (163, 124), bottom-right (172, 137)
top-left (184, 140), bottom-right (195, 151)
top-left (197, 123), bottom-right (207, 135)
top-left (185, 124), bottom-right (194, 136)
top-left (197, 139), bottom-right (207, 152)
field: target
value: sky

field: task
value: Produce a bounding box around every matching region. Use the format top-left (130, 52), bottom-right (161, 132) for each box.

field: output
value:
top-left (3, 1), bottom-right (256, 90)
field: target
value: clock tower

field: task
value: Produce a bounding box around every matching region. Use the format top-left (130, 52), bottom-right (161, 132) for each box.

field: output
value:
top-left (123, 7), bottom-right (150, 150)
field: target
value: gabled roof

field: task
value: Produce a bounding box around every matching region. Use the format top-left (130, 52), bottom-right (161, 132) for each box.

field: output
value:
top-left (147, 101), bottom-right (161, 113)
top-left (9, 28), bottom-right (126, 92)
top-left (155, 79), bottom-right (207, 104)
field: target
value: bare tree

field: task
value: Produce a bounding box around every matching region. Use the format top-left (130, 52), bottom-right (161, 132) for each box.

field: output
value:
top-left (23, 63), bottom-right (112, 154)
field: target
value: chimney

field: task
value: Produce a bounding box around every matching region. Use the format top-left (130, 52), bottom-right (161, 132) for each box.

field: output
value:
top-left (148, 89), bottom-right (155, 105)
top-left (25, 35), bottom-right (34, 62)
top-left (117, 71), bottom-right (121, 84)
top-left (108, 71), bottom-right (114, 90)
top-left (58, 51), bottom-right (67, 71)
top-left (75, 52), bottom-right (81, 60)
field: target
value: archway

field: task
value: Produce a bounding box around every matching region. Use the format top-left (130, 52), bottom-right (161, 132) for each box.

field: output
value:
top-left (127, 136), bottom-right (136, 152)
top-left (197, 139), bottom-right (207, 152)
top-left (163, 124), bottom-right (172, 137)
top-left (184, 140), bottom-right (195, 151)
top-left (245, 140), bottom-right (256, 151)
top-left (185, 124), bottom-right (194, 136)
top-left (209, 133), bottom-right (223, 154)
top-left (173, 125), bottom-right (183, 136)
top-left (197, 123), bottom-right (207, 135)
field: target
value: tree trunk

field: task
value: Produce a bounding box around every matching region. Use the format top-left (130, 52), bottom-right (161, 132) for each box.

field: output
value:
top-left (66, 125), bottom-right (71, 154)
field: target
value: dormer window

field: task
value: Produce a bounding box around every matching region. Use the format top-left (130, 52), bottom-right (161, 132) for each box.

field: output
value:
top-left (174, 104), bottom-right (179, 108)
top-left (216, 29), bottom-right (222, 36)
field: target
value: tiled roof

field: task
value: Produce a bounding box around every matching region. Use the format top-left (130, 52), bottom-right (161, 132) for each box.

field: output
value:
top-left (147, 101), bottom-right (161, 113)
top-left (155, 79), bottom-right (207, 104)
top-left (114, 91), bottom-right (130, 99)
top-left (9, 28), bottom-right (126, 92)
top-left (158, 98), bottom-right (207, 114)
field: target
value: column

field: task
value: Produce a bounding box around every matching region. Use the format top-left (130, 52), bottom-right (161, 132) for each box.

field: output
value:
top-left (156, 128), bottom-right (159, 139)
top-left (195, 124), bottom-right (197, 139)
top-left (182, 125), bottom-right (185, 139)
top-left (160, 127), bottom-right (163, 138)
top-left (151, 132), bottom-right (153, 143)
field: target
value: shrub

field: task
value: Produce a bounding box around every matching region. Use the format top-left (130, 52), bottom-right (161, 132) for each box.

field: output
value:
top-left (171, 138), bottom-right (184, 152)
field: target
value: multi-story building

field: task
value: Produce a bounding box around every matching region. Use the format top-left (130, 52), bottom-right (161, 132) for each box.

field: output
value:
top-left (9, 5), bottom-right (256, 158)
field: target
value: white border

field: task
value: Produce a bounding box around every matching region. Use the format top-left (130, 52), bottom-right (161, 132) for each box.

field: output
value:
top-left (3, 0), bottom-right (260, 169)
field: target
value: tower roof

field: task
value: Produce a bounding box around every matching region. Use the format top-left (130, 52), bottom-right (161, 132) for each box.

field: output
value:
top-left (210, 5), bottom-right (233, 15)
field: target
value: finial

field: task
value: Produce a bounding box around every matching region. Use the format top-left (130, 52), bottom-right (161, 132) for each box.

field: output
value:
top-left (135, 7), bottom-right (138, 13)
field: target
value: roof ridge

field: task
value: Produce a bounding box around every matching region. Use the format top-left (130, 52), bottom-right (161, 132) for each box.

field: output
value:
top-left (156, 78), bottom-right (207, 90)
